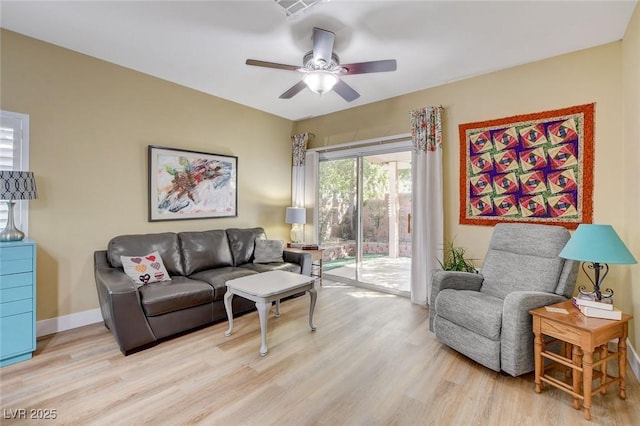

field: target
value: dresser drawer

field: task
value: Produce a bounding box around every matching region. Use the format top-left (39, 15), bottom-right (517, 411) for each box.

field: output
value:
top-left (0, 272), bottom-right (33, 290)
top-left (0, 245), bottom-right (33, 261)
top-left (0, 312), bottom-right (35, 358)
top-left (0, 299), bottom-right (33, 317)
top-left (0, 258), bottom-right (33, 275)
top-left (1, 286), bottom-right (33, 303)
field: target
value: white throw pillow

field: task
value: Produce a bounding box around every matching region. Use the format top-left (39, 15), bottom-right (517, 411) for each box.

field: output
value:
top-left (121, 251), bottom-right (171, 286)
top-left (253, 239), bottom-right (284, 263)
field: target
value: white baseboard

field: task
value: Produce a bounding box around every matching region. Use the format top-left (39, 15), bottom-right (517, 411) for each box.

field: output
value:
top-left (628, 338), bottom-right (640, 382)
top-left (36, 308), bottom-right (103, 337)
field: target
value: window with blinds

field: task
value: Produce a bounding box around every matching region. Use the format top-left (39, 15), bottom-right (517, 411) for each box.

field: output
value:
top-left (0, 110), bottom-right (30, 231)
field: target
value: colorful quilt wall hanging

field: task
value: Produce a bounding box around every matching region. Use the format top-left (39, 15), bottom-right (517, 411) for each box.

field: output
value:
top-left (459, 103), bottom-right (594, 229)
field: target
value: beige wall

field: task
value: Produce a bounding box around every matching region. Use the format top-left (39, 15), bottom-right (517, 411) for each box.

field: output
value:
top-left (2, 7), bottom-right (639, 348)
top-left (622, 4), bottom-right (640, 349)
top-left (0, 30), bottom-right (295, 320)
top-left (295, 39), bottom-right (638, 344)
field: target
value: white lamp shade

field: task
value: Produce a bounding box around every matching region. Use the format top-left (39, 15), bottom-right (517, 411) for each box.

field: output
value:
top-left (285, 207), bottom-right (306, 224)
top-left (303, 71), bottom-right (339, 95)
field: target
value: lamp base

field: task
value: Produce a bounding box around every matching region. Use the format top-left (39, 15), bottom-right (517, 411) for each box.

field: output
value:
top-left (290, 224), bottom-right (304, 244)
top-left (578, 261), bottom-right (613, 302)
top-left (0, 201), bottom-right (25, 242)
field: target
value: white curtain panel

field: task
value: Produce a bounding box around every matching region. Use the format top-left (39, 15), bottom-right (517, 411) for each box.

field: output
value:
top-left (303, 150), bottom-right (319, 243)
top-left (291, 133), bottom-right (308, 208)
top-left (410, 106), bottom-right (444, 305)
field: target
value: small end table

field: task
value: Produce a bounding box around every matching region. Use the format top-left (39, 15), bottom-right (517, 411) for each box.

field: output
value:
top-left (286, 248), bottom-right (324, 284)
top-left (529, 300), bottom-right (632, 420)
top-left (224, 270), bottom-right (317, 356)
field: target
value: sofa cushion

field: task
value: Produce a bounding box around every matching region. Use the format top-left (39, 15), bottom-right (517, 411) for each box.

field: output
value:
top-left (226, 227), bottom-right (266, 266)
top-left (239, 262), bottom-right (301, 274)
top-left (139, 276), bottom-right (213, 317)
top-left (179, 230), bottom-right (234, 275)
top-left (253, 239), bottom-right (284, 263)
top-left (435, 289), bottom-right (504, 341)
top-left (121, 251), bottom-right (171, 286)
top-left (434, 316), bottom-right (502, 372)
top-left (480, 224), bottom-right (569, 299)
top-left (480, 252), bottom-right (564, 299)
top-left (189, 267), bottom-right (258, 300)
top-left (108, 232), bottom-right (184, 276)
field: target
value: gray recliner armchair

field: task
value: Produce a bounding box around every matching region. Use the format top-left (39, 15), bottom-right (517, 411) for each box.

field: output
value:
top-left (429, 223), bottom-right (579, 376)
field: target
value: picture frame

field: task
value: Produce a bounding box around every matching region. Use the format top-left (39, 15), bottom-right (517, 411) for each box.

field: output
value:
top-left (458, 103), bottom-right (594, 229)
top-left (148, 145), bottom-right (237, 221)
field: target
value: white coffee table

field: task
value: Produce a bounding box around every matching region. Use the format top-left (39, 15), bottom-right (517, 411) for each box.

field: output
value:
top-left (224, 270), bottom-right (317, 356)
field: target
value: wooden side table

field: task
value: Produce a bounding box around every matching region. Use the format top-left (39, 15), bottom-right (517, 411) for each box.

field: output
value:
top-left (286, 248), bottom-right (324, 283)
top-left (529, 300), bottom-right (632, 420)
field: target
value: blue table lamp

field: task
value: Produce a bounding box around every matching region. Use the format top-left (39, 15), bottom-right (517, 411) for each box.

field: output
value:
top-left (559, 224), bottom-right (637, 301)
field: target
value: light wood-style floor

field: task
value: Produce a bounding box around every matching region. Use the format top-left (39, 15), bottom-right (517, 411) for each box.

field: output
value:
top-left (1, 281), bottom-right (638, 425)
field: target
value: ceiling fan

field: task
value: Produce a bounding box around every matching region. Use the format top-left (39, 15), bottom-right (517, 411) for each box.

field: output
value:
top-left (246, 27), bottom-right (397, 102)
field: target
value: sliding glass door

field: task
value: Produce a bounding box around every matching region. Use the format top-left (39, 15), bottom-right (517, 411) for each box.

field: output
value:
top-left (317, 146), bottom-right (412, 296)
top-left (318, 158), bottom-right (357, 282)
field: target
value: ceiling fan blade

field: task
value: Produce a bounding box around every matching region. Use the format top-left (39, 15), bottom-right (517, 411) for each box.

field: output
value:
top-left (246, 59), bottom-right (299, 72)
top-left (279, 81), bottom-right (307, 99)
top-left (340, 59), bottom-right (397, 75)
top-left (333, 80), bottom-right (360, 102)
top-left (312, 27), bottom-right (335, 66)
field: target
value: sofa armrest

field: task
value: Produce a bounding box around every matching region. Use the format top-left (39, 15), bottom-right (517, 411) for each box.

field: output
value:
top-left (94, 251), bottom-right (157, 354)
top-left (283, 249), bottom-right (312, 276)
top-left (429, 271), bottom-right (484, 332)
top-left (500, 291), bottom-right (567, 376)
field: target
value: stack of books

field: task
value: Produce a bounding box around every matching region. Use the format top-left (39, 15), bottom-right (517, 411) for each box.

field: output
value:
top-left (287, 243), bottom-right (319, 250)
top-left (572, 297), bottom-right (622, 320)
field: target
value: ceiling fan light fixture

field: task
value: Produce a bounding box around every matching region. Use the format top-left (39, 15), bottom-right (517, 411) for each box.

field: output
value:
top-left (303, 71), bottom-right (338, 95)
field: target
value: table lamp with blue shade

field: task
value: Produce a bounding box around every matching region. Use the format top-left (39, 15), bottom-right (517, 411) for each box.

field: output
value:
top-left (559, 224), bottom-right (637, 302)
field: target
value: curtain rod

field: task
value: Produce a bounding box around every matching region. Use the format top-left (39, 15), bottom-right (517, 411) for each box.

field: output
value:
top-left (308, 133), bottom-right (412, 154)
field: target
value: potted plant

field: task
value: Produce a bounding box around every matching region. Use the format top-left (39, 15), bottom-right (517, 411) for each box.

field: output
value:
top-left (438, 241), bottom-right (477, 273)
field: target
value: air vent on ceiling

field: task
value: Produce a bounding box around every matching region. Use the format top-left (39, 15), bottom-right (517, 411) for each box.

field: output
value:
top-left (274, 0), bottom-right (324, 17)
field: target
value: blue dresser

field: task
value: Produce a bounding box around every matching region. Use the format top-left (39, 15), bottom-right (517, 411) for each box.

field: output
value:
top-left (0, 239), bottom-right (37, 367)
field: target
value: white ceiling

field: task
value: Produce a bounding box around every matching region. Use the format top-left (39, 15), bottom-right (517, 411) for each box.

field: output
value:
top-left (1, 1), bottom-right (637, 121)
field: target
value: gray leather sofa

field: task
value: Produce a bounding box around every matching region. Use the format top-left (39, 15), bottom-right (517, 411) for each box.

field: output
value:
top-left (94, 227), bottom-right (311, 354)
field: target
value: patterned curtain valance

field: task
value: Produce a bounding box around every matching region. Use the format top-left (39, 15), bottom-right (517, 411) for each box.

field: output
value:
top-left (410, 106), bottom-right (443, 153)
top-left (292, 133), bottom-right (309, 167)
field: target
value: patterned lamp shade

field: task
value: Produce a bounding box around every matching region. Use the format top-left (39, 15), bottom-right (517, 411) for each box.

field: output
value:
top-left (0, 171), bottom-right (38, 201)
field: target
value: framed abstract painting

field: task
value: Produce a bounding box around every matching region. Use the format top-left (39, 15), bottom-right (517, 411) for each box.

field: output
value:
top-left (459, 103), bottom-right (594, 229)
top-left (148, 145), bottom-right (237, 221)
